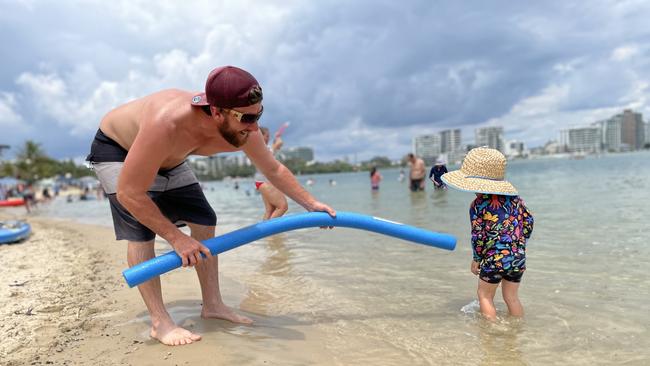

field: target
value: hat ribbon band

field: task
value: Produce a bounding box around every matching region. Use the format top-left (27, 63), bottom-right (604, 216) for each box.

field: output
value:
top-left (465, 175), bottom-right (504, 182)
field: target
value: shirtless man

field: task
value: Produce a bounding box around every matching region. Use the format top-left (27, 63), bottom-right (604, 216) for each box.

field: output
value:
top-left (86, 66), bottom-right (336, 346)
top-left (407, 153), bottom-right (426, 192)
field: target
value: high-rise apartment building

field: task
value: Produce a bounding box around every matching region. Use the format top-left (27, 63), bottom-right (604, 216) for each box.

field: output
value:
top-left (593, 118), bottom-right (622, 152)
top-left (475, 126), bottom-right (505, 152)
top-left (619, 109), bottom-right (645, 150)
top-left (560, 127), bottom-right (601, 153)
top-left (413, 134), bottom-right (441, 164)
top-left (439, 129), bottom-right (462, 153)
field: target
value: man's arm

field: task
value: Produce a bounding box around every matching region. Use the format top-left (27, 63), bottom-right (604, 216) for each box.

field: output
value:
top-left (116, 116), bottom-right (210, 266)
top-left (243, 133), bottom-right (335, 216)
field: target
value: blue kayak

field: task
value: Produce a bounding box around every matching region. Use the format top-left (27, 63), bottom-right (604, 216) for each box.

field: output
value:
top-left (0, 221), bottom-right (31, 244)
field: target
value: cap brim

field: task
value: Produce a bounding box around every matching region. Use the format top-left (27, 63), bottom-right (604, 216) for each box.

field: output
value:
top-left (441, 170), bottom-right (518, 196)
top-left (191, 93), bottom-right (209, 106)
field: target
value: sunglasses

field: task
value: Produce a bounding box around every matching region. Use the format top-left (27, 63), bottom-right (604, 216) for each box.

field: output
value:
top-left (221, 105), bottom-right (264, 124)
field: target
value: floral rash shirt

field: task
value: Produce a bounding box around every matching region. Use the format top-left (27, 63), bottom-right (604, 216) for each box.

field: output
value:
top-left (470, 194), bottom-right (534, 274)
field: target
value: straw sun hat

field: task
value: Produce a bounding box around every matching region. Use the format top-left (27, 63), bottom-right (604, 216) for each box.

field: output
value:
top-left (441, 147), bottom-right (518, 196)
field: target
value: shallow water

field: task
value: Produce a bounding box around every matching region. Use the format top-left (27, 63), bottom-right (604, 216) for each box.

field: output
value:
top-left (41, 151), bottom-right (650, 365)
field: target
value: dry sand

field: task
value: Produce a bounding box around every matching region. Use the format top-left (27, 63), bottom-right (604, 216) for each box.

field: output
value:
top-left (0, 212), bottom-right (335, 366)
top-left (0, 213), bottom-right (139, 366)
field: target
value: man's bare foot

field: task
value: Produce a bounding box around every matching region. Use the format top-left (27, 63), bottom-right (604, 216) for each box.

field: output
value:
top-left (201, 303), bottom-right (253, 324)
top-left (151, 322), bottom-right (202, 346)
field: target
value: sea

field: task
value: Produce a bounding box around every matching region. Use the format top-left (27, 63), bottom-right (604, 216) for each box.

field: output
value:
top-left (38, 151), bottom-right (650, 365)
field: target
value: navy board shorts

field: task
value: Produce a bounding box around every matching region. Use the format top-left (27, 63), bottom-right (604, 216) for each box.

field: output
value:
top-left (87, 129), bottom-right (217, 242)
top-left (479, 269), bottom-right (524, 284)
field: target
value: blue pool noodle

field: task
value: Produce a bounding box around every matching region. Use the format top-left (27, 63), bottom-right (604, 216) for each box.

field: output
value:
top-left (123, 211), bottom-right (456, 287)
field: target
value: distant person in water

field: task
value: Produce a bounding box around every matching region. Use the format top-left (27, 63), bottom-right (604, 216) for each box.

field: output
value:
top-left (255, 127), bottom-right (288, 220)
top-left (442, 147), bottom-right (534, 321)
top-left (407, 153), bottom-right (426, 192)
top-left (370, 166), bottom-right (382, 190)
top-left (429, 158), bottom-right (448, 189)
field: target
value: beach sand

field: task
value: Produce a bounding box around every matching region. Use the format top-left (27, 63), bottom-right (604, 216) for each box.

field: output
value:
top-left (0, 212), bottom-right (335, 366)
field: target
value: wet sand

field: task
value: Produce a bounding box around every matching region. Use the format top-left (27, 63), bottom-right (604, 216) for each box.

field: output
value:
top-left (0, 213), bottom-right (335, 365)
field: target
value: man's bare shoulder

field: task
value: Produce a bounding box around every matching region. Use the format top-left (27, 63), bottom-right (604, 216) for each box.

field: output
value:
top-left (143, 89), bottom-right (194, 109)
top-left (140, 89), bottom-right (199, 125)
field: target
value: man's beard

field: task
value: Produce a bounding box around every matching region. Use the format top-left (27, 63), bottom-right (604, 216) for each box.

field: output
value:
top-left (219, 122), bottom-right (249, 147)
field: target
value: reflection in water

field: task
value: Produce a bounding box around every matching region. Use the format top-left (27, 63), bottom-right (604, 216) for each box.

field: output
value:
top-left (478, 318), bottom-right (525, 366)
top-left (409, 190), bottom-right (427, 206)
top-left (240, 234), bottom-right (294, 315)
top-left (430, 188), bottom-right (448, 205)
top-left (261, 234), bottom-right (293, 277)
top-left (370, 189), bottom-right (381, 213)
top-left (409, 190), bottom-right (428, 226)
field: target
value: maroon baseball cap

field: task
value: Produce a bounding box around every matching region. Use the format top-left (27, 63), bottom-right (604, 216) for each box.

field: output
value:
top-left (191, 66), bottom-right (263, 108)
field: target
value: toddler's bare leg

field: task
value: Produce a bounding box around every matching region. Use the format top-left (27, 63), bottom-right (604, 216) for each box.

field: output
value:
top-left (501, 280), bottom-right (524, 317)
top-left (477, 279), bottom-right (499, 321)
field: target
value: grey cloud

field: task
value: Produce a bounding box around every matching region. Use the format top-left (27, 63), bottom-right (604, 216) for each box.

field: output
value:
top-left (1, 0), bottom-right (650, 160)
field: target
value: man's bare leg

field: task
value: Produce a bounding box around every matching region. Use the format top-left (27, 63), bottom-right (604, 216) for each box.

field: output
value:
top-left (127, 241), bottom-right (202, 346)
top-left (187, 223), bottom-right (253, 324)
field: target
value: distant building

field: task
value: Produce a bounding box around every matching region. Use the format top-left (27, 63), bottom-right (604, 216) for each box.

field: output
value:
top-left (504, 140), bottom-right (527, 158)
top-left (440, 129), bottom-right (462, 154)
top-left (475, 126), bottom-right (505, 152)
top-left (543, 140), bottom-right (563, 155)
top-left (594, 118), bottom-right (622, 152)
top-left (188, 154), bottom-right (247, 177)
top-left (413, 134), bottom-right (441, 164)
top-left (589, 109), bottom-right (645, 151)
top-left (560, 126), bottom-right (601, 154)
top-left (280, 146), bottom-right (314, 162)
top-left (446, 150), bottom-right (467, 165)
top-left (618, 109), bottom-right (645, 150)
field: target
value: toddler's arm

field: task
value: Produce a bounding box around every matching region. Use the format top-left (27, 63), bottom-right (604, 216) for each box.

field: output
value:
top-left (522, 202), bottom-right (534, 239)
top-left (470, 207), bottom-right (484, 263)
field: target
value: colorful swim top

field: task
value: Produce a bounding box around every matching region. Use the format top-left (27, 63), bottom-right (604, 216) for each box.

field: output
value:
top-left (470, 194), bottom-right (534, 273)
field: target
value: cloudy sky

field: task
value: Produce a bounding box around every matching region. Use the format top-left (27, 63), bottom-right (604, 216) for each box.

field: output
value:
top-left (1, 0), bottom-right (649, 162)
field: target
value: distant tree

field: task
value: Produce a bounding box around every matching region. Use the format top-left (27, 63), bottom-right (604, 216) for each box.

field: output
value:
top-left (15, 140), bottom-right (56, 181)
top-left (360, 156), bottom-right (392, 170)
top-left (1, 161), bottom-right (15, 177)
top-left (7, 140), bottom-right (91, 181)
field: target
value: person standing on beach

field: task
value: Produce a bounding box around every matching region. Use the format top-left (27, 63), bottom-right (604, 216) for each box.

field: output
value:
top-left (369, 166), bottom-right (382, 190)
top-left (255, 127), bottom-right (288, 220)
top-left (428, 158), bottom-right (448, 189)
top-left (86, 65), bottom-right (336, 346)
top-left (407, 153), bottom-right (426, 191)
top-left (441, 147), bottom-right (534, 320)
